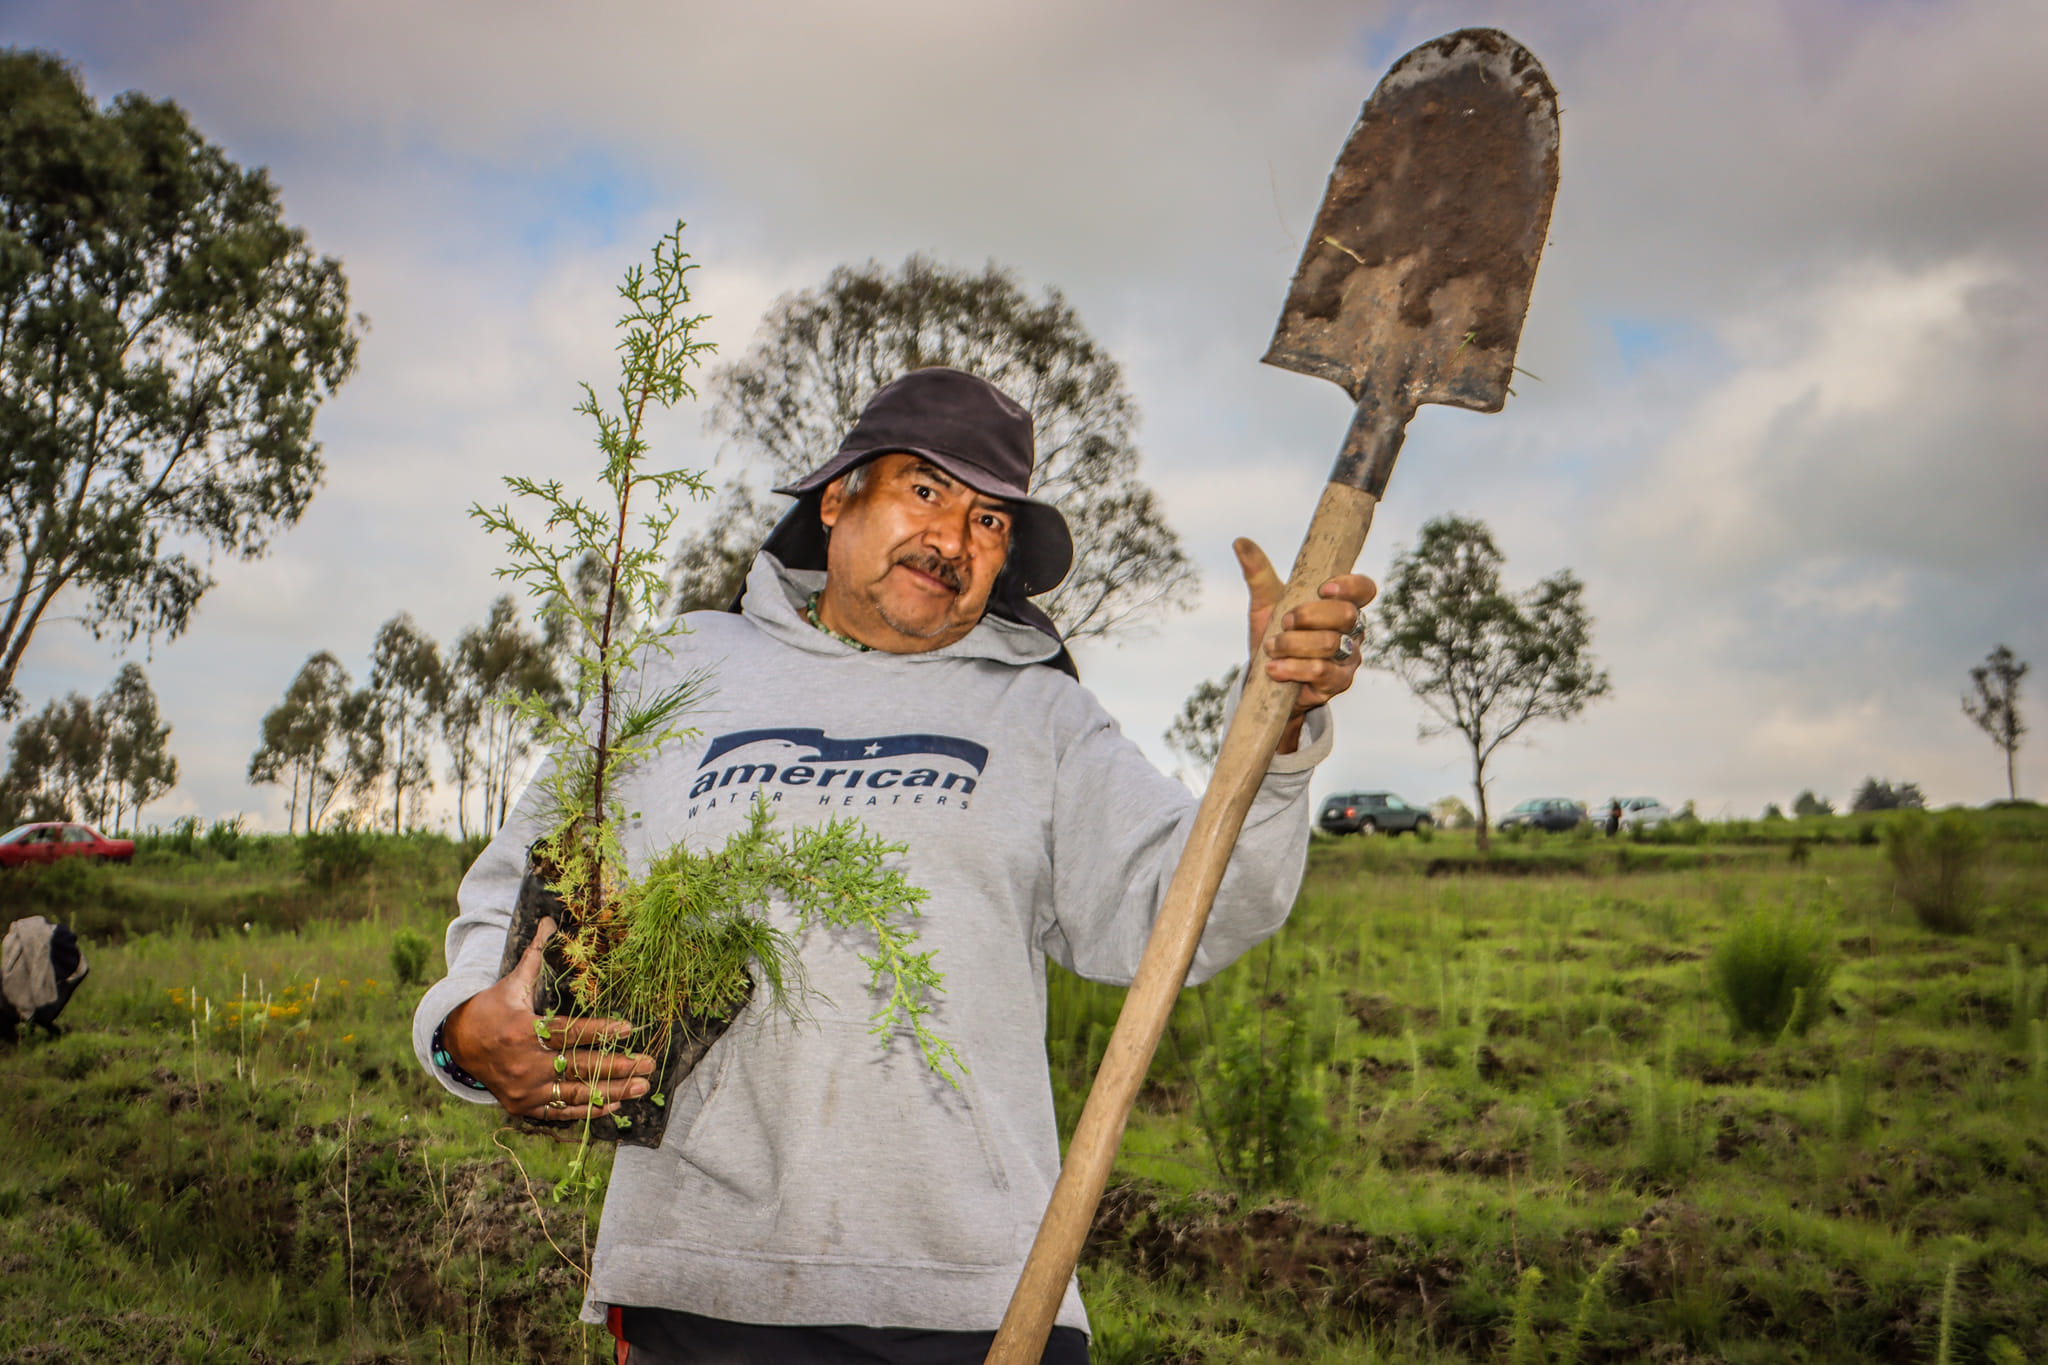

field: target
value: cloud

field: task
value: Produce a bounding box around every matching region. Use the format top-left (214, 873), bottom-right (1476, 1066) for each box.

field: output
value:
top-left (2, 0), bottom-right (2042, 827)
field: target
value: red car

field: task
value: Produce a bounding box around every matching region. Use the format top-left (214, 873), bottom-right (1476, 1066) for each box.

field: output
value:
top-left (0, 822), bottom-right (136, 867)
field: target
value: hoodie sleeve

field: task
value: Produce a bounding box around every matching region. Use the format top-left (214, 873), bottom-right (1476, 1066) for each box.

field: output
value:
top-left (409, 768), bottom-right (554, 1102)
top-left (1037, 678), bottom-right (1331, 987)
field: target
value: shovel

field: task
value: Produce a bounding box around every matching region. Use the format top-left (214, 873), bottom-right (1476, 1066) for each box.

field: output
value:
top-left (986, 29), bottom-right (1559, 1363)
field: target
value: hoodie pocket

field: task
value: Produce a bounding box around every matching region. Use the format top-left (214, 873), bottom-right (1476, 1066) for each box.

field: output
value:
top-left (667, 1018), bottom-right (1017, 1268)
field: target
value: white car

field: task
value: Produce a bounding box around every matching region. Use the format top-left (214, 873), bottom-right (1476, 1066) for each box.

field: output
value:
top-left (1610, 796), bottom-right (1672, 830)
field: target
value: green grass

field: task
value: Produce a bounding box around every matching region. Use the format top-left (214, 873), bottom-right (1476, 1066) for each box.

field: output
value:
top-left (1, 838), bottom-right (611, 1363)
top-left (4, 810), bottom-right (2046, 1362)
top-left (1054, 811), bottom-right (2048, 1362)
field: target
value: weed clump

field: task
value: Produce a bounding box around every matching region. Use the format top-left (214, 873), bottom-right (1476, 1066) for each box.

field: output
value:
top-left (1885, 810), bottom-right (1985, 933)
top-left (389, 928), bottom-right (433, 986)
top-left (299, 821), bottom-right (376, 887)
top-left (204, 816), bottom-right (245, 861)
top-left (26, 853), bottom-right (97, 909)
top-left (1711, 911), bottom-right (1834, 1039)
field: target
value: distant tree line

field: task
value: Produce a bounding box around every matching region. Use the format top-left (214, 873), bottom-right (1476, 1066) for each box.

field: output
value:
top-left (0, 663), bottom-right (176, 830)
top-left (250, 593), bottom-right (561, 836)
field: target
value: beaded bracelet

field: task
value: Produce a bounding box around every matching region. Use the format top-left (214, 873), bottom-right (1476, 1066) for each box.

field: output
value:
top-left (430, 1018), bottom-right (493, 1092)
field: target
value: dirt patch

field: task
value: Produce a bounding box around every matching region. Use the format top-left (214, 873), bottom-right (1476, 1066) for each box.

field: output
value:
top-left (1485, 1010), bottom-right (1534, 1038)
top-left (1876, 1044), bottom-right (1962, 1092)
top-left (1629, 944), bottom-right (1708, 966)
top-left (1626, 979), bottom-right (1685, 1006)
top-left (1343, 992), bottom-right (1407, 1036)
top-left (1476, 1044), bottom-right (1539, 1082)
top-left (1952, 988), bottom-right (2013, 1030)
top-left (1385, 1136), bottom-right (1530, 1176)
top-left (1086, 1181), bottom-right (1465, 1332)
top-left (1564, 1094), bottom-right (1632, 1145)
top-left (1691, 1058), bottom-right (1763, 1087)
top-left (1335, 1055), bottom-right (1411, 1088)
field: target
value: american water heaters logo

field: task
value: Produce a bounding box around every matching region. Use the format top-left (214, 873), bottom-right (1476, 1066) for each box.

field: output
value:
top-left (683, 727), bottom-right (988, 817)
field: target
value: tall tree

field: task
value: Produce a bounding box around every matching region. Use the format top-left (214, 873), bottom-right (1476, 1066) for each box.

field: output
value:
top-left (0, 51), bottom-right (360, 716)
top-left (247, 651), bottom-right (349, 832)
top-left (337, 685), bottom-right (386, 825)
top-left (98, 662), bottom-right (174, 832)
top-left (0, 692), bottom-right (89, 819)
top-left (1962, 644), bottom-right (2027, 802)
top-left (1850, 777), bottom-right (1925, 813)
top-left (445, 595), bottom-right (561, 837)
top-left (1164, 664), bottom-right (1241, 780)
top-left (366, 614), bottom-right (447, 833)
top-left (1367, 515), bottom-right (1610, 851)
top-left (1792, 790), bottom-right (1834, 819)
top-left (668, 256), bottom-right (1197, 642)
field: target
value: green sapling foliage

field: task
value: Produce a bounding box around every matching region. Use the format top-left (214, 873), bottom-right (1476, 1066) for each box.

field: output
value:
top-left (469, 223), bottom-right (959, 1095)
top-left (470, 221), bottom-right (716, 920)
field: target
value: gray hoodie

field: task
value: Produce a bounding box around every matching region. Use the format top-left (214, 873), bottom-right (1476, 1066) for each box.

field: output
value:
top-left (412, 553), bottom-right (1330, 1335)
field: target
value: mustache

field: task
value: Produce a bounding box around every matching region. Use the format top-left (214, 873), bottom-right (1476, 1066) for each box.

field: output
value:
top-left (894, 549), bottom-right (966, 594)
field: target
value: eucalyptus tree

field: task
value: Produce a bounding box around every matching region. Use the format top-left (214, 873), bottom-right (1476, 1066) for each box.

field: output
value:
top-left (1962, 644), bottom-right (2028, 801)
top-left (0, 692), bottom-right (92, 821)
top-left (1368, 515), bottom-right (1609, 851)
top-left (247, 651), bottom-right (350, 832)
top-left (0, 51), bottom-right (360, 714)
top-left (445, 595), bottom-right (561, 837)
top-left (98, 662), bottom-right (175, 832)
top-left (669, 256), bottom-right (1196, 642)
top-left (366, 614), bottom-right (448, 833)
top-left (0, 666), bottom-right (174, 828)
top-left (1164, 664), bottom-right (1241, 779)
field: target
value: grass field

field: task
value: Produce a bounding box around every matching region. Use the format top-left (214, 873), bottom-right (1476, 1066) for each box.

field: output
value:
top-left (2, 810), bottom-right (2044, 1363)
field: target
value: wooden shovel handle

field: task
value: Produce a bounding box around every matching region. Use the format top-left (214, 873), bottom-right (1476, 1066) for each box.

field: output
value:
top-left (987, 481), bottom-right (1380, 1364)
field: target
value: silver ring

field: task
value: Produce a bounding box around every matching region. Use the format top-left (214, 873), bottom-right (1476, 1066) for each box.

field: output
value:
top-left (1333, 634), bottom-right (1359, 664)
top-left (1349, 606), bottom-right (1369, 638)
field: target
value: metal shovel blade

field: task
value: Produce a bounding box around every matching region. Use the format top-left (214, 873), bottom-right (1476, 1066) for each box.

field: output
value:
top-left (1265, 28), bottom-right (1559, 489)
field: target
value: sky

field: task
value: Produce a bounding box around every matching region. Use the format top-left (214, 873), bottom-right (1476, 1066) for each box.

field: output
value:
top-left (4, 0), bottom-right (2044, 832)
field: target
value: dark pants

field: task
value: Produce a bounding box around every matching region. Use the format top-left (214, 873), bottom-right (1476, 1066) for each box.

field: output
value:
top-left (616, 1306), bottom-right (1090, 1364)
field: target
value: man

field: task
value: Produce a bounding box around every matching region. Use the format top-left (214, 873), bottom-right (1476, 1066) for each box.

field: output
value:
top-left (413, 368), bottom-right (1374, 1363)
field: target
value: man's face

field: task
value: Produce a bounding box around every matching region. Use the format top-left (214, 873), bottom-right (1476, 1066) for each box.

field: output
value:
top-left (815, 452), bottom-right (1014, 652)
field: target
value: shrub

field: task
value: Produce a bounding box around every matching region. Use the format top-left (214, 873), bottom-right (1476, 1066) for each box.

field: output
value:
top-left (1852, 777), bottom-right (1925, 813)
top-left (390, 928), bottom-right (434, 986)
top-left (157, 815), bottom-right (202, 859)
top-left (1711, 911), bottom-right (1834, 1039)
top-left (1884, 810), bottom-right (1984, 934)
top-left (1792, 790), bottom-right (1834, 819)
top-left (298, 820), bottom-right (376, 887)
top-left (1200, 999), bottom-right (1330, 1194)
top-left (203, 816), bottom-right (245, 862)
top-left (29, 854), bottom-right (96, 909)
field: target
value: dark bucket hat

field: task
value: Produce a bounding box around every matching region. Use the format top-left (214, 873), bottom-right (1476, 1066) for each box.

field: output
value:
top-left (759, 368), bottom-right (1076, 597)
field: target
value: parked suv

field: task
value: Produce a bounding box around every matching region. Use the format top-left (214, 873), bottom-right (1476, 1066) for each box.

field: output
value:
top-left (1496, 798), bottom-right (1586, 833)
top-left (1318, 791), bottom-right (1433, 836)
top-left (1610, 796), bottom-right (1672, 831)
